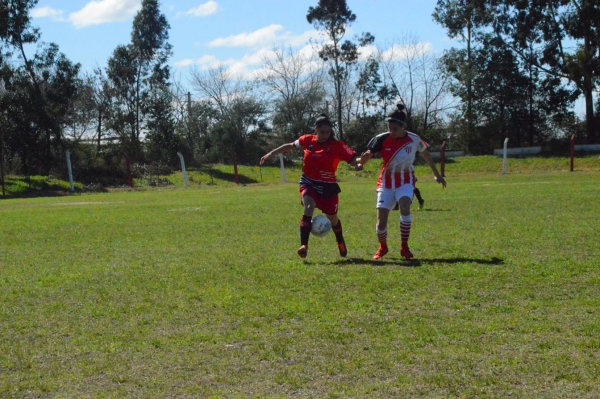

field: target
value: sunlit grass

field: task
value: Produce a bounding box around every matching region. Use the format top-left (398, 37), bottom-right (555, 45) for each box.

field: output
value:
top-left (1, 168), bottom-right (599, 397)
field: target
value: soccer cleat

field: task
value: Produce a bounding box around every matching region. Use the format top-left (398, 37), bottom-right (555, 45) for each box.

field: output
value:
top-left (401, 245), bottom-right (414, 259)
top-left (297, 245), bottom-right (308, 259)
top-left (418, 199), bottom-right (425, 210)
top-left (373, 245), bottom-right (389, 260)
top-left (337, 241), bottom-right (347, 257)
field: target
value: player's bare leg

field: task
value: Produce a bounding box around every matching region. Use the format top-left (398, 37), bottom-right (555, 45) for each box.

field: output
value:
top-left (298, 195), bottom-right (316, 258)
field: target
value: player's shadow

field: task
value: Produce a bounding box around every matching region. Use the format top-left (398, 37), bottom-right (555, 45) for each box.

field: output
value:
top-left (329, 256), bottom-right (504, 267)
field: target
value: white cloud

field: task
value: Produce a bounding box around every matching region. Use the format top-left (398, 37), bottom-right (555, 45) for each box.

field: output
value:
top-left (358, 44), bottom-right (378, 61)
top-left (208, 24), bottom-right (288, 48)
top-left (176, 28), bottom-right (325, 79)
top-left (69, 0), bottom-right (141, 28)
top-left (31, 6), bottom-right (65, 22)
top-left (174, 55), bottom-right (235, 69)
top-left (381, 42), bottom-right (433, 61)
top-left (177, 1), bottom-right (219, 18)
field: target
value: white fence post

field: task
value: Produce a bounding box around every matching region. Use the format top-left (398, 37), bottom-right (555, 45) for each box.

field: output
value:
top-left (177, 152), bottom-right (189, 188)
top-left (65, 150), bottom-right (74, 193)
top-left (279, 153), bottom-right (286, 183)
top-left (502, 138), bottom-right (509, 175)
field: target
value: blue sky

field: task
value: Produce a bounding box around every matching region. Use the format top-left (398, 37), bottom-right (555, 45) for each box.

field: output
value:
top-left (30, 0), bottom-right (453, 76)
top-left (28, 0), bottom-right (588, 115)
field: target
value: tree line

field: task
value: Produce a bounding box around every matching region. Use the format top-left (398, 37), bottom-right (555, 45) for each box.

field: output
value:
top-left (0, 0), bottom-right (597, 186)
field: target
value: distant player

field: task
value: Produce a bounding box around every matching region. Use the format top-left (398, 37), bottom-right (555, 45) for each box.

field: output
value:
top-left (414, 186), bottom-right (425, 210)
top-left (356, 103), bottom-right (446, 260)
top-left (260, 114), bottom-right (362, 259)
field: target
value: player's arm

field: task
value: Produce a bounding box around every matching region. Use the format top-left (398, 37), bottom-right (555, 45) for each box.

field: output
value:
top-left (420, 149), bottom-right (446, 188)
top-left (260, 143), bottom-right (296, 165)
top-left (348, 155), bottom-right (362, 171)
top-left (356, 134), bottom-right (384, 168)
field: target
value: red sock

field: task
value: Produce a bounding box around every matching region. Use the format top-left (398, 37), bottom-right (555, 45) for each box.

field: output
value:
top-left (400, 215), bottom-right (412, 247)
top-left (332, 219), bottom-right (344, 243)
top-left (300, 215), bottom-right (312, 246)
top-left (376, 226), bottom-right (388, 248)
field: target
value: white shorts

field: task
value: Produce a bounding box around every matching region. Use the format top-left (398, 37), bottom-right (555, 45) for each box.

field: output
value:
top-left (376, 185), bottom-right (414, 210)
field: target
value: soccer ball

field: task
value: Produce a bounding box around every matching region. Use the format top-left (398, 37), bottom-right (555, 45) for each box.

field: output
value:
top-left (311, 215), bottom-right (332, 238)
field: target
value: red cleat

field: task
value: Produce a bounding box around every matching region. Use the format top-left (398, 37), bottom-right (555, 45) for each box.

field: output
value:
top-left (297, 245), bottom-right (308, 259)
top-left (373, 245), bottom-right (389, 260)
top-left (337, 241), bottom-right (347, 257)
top-left (401, 245), bottom-right (414, 259)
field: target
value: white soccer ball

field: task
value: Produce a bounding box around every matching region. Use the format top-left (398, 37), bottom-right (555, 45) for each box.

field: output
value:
top-left (311, 215), bottom-right (332, 238)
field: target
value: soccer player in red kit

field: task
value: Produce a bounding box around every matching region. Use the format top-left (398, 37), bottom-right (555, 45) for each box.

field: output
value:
top-left (260, 114), bottom-right (362, 259)
top-left (357, 103), bottom-right (446, 260)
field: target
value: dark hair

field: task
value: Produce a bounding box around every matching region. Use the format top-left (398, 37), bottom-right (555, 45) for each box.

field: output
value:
top-left (314, 113), bottom-right (333, 128)
top-left (386, 102), bottom-right (407, 125)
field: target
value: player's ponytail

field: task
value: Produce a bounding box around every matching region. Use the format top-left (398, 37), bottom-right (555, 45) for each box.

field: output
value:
top-left (386, 102), bottom-right (407, 125)
top-left (314, 113), bottom-right (333, 128)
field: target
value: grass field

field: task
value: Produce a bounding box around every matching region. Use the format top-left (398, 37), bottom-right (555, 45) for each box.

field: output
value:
top-left (1, 157), bottom-right (600, 398)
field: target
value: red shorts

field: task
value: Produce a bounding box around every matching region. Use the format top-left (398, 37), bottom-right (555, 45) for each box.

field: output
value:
top-left (300, 186), bottom-right (339, 215)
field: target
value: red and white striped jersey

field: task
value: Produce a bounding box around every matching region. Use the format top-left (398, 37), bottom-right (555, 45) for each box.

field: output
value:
top-left (366, 131), bottom-right (429, 189)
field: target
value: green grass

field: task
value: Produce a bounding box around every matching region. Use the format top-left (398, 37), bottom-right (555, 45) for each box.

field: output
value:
top-left (1, 160), bottom-right (600, 398)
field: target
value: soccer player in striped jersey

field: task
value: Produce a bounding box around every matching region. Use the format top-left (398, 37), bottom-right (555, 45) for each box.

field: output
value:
top-left (260, 114), bottom-right (362, 259)
top-left (356, 103), bottom-right (446, 260)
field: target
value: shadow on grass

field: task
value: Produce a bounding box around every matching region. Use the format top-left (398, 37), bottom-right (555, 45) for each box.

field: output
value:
top-left (194, 167), bottom-right (259, 185)
top-left (325, 256), bottom-right (504, 267)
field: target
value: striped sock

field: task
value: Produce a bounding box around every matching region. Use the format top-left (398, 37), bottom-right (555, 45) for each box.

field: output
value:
top-left (400, 215), bottom-right (412, 247)
top-left (376, 226), bottom-right (388, 248)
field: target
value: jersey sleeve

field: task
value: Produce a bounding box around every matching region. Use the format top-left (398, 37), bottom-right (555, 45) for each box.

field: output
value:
top-left (416, 137), bottom-right (429, 153)
top-left (337, 142), bottom-right (357, 163)
top-left (295, 134), bottom-right (310, 149)
top-left (366, 133), bottom-right (389, 154)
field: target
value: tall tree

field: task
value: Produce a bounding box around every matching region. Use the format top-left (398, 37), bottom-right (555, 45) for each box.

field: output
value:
top-left (0, 0), bottom-right (80, 174)
top-left (379, 35), bottom-right (453, 133)
top-left (190, 65), bottom-right (270, 164)
top-left (258, 46), bottom-right (327, 142)
top-left (106, 0), bottom-right (172, 160)
top-left (490, 0), bottom-right (600, 143)
top-left (307, 0), bottom-right (374, 140)
top-left (433, 0), bottom-right (490, 140)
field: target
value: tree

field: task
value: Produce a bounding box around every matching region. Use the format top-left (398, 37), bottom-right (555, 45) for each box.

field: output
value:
top-left (356, 57), bottom-right (382, 117)
top-left (170, 78), bottom-right (217, 163)
top-left (379, 35), bottom-right (453, 133)
top-left (258, 46), bottom-right (327, 142)
top-left (190, 65), bottom-right (270, 163)
top-left (145, 85), bottom-right (178, 165)
top-left (106, 45), bottom-right (139, 155)
top-left (433, 0), bottom-right (490, 139)
top-left (0, 0), bottom-right (80, 174)
top-left (489, 0), bottom-right (600, 143)
top-left (306, 0), bottom-right (374, 140)
top-left (105, 0), bottom-right (172, 160)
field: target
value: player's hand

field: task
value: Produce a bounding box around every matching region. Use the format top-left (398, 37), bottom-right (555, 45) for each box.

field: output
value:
top-left (260, 153), bottom-right (270, 165)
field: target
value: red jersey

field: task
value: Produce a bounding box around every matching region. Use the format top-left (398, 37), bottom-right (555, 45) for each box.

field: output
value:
top-left (366, 131), bottom-right (429, 189)
top-left (294, 134), bottom-right (356, 183)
